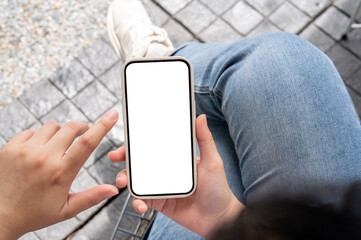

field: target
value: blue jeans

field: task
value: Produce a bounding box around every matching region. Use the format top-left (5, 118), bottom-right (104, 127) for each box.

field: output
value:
top-left (148, 32), bottom-right (361, 239)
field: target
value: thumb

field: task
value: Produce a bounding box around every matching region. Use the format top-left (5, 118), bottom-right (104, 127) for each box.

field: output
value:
top-left (60, 185), bottom-right (118, 219)
top-left (196, 114), bottom-right (221, 167)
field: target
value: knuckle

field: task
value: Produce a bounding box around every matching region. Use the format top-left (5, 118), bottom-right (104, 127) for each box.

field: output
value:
top-left (87, 194), bottom-right (97, 208)
top-left (65, 121), bottom-right (82, 133)
top-left (98, 117), bottom-right (112, 130)
top-left (44, 121), bottom-right (61, 130)
top-left (51, 168), bottom-right (66, 184)
top-left (30, 151), bottom-right (49, 169)
top-left (79, 134), bottom-right (97, 150)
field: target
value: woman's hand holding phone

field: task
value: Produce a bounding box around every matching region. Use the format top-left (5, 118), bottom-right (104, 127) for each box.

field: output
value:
top-left (109, 114), bottom-right (244, 237)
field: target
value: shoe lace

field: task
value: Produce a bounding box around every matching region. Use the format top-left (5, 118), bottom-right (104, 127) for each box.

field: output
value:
top-left (124, 22), bottom-right (173, 59)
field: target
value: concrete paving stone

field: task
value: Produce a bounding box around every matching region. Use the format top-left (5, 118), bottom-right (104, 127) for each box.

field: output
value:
top-left (73, 80), bottom-right (118, 122)
top-left (101, 33), bottom-right (111, 46)
top-left (144, 0), bottom-right (170, 27)
top-left (41, 99), bottom-right (88, 125)
top-left (245, 0), bottom-right (284, 16)
top-left (106, 102), bottom-right (125, 147)
top-left (199, 18), bottom-right (241, 43)
top-left (70, 168), bottom-right (106, 222)
top-left (19, 80), bottom-right (65, 118)
top-left (162, 19), bottom-right (194, 48)
top-left (314, 6), bottom-right (350, 40)
top-left (77, 40), bottom-right (119, 77)
top-left (84, 136), bottom-right (115, 168)
top-left (0, 100), bottom-right (36, 141)
top-left (347, 87), bottom-right (361, 117)
top-left (341, 28), bottom-right (361, 59)
top-left (199, 0), bottom-right (238, 15)
top-left (35, 217), bottom-right (81, 240)
top-left (70, 197), bottom-right (122, 240)
top-left (269, 2), bottom-right (310, 34)
top-left (76, 201), bottom-right (107, 224)
top-left (155, 0), bottom-right (193, 15)
top-left (49, 59), bottom-right (94, 99)
top-left (18, 232), bottom-right (40, 240)
top-left (70, 168), bottom-right (99, 194)
top-left (334, 0), bottom-right (361, 20)
top-left (176, 1), bottom-right (217, 34)
top-left (99, 61), bottom-right (123, 99)
top-left (223, 1), bottom-right (263, 35)
top-left (326, 44), bottom-right (361, 80)
top-left (347, 68), bottom-right (361, 95)
top-left (0, 136), bottom-right (6, 150)
top-left (89, 154), bottom-right (125, 186)
top-left (248, 19), bottom-right (281, 37)
top-left (289, 0), bottom-right (331, 17)
top-left (300, 24), bottom-right (335, 52)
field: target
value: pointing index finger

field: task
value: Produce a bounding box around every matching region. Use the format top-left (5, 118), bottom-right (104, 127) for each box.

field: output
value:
top-left (64, 110), bottom-right (119, 177)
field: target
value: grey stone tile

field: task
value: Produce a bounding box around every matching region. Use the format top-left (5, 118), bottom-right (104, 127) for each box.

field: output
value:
top-left (77, 40), bottom-right (119, 77)
top-left (144, 0), bottom-right (170, 26)
top-left (314, 6), bottom-right (350, 40)
top-left (334, 0), bottom-right (361, 20)
top-left (326, 44), bottom-right (361, 80)
top-left (176, 1), bottom-right (217, 34)
top-left (19, 80), bottom-right (65, 118)
top-left (347, 87), bottom-right (361, 117)
top-left (269, 2), bottom-right (310, 33)
top-left (49, 59), bottom-right (94, 99)
top-left (18, 232), bottom-right (39, 240)
top-left (0, 100), bottom-right (36, 141)
top-left (73, 81), bottom-right (118, 122)
top-left (107, 121), bottom-right (125, 147)
top-left (347, 68), bottom-right (361, 95)
top-left (290, 0), bottom-right (331, 17)
top-left (70, 168), bottom-right (106, 222)
top-left (162, 19), bottom-right (193, 48)
top-left (99, 61), bottom-right (123, 99)
top-left (341, 28), bottom-right (361, 59)
top-left (35, 217), bottom-right (81, 240)
top-left (199, 18), bottom-right (241, 43)
top-left (246, 0), bottom-right (284, 16)
top-left (41, 100), bottom-right (88, 125)
top-left (0, 136), bottom-right (6, 150)
top-left (248, 20), bottom-right (281, 37)
top-left (300, 24), bottom-right (335, 52)
top-left (84, 136), bottom-right (115, 168)
top-left (101, 33), bottom-right (111, 46)
top-left (199, 0), bottom-right (238, 15)
top-left (70, 168), bottom-right (99, 193)
top-left (155, 0), bottom-right (193, 15)
top-left (223, 1), bottom-right (263, 35)
top-left (89, 154), bottom-right (125, 186)
top-left (71, 197), bottom-right (122, 240)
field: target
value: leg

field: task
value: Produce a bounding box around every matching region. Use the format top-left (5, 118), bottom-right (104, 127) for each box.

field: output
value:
top-left (149, 32), bottom-right (361, 238)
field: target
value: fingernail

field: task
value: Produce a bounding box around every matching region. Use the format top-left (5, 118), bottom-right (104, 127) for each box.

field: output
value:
top-left (105, 189), bottom-right (119, 199)
top-left (203, 114), bottom-right (208, 127)
top-left (105, 109), bottom-right (118, 120)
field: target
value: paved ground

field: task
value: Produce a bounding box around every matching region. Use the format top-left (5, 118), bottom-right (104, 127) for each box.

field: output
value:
top-left (1, 0), bottom-right (360, 239)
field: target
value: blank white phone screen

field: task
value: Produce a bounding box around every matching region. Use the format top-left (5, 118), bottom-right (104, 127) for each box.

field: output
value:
top-left (124, 60), bottom-right (194, 196)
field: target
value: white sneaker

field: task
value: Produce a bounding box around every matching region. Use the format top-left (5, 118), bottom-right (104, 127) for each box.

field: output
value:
top-left (107, 0), bottom-right (174, 62)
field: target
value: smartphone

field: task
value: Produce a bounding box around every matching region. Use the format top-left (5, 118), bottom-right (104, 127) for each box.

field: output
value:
top-left (121, 57), bottom-right (197, 199)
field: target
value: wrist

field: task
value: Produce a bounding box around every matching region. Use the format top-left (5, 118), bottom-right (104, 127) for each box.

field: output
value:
top-left (206, 196), bottom-right (244, 238)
